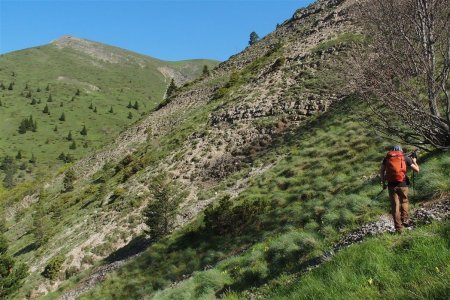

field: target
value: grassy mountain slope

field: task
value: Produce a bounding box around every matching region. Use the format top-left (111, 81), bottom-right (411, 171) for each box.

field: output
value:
top-left (53, 98), bottom-right (449, 300)
top-left (0, 36), bottom-right (218, 186)
top-left (2, 0), bottom-right (449, 298)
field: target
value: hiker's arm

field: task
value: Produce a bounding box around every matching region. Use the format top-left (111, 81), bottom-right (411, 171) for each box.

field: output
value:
top-left (411, 157), bottom-right (419, 173)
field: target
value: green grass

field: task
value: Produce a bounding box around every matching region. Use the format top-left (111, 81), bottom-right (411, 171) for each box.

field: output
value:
top-left (262, 221), bottom-right (450, 300)
top-left (0, 42), bottom-right (218, 187)
top-left (68, 95), bottom-right (450, 299)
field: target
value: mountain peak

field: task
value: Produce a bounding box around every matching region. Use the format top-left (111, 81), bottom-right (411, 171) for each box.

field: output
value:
top-left (51, 35), bottom-right (92, 48)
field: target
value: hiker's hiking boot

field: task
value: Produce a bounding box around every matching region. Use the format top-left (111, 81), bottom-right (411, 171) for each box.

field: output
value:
top-left (402, 220), bottom-right (413, 228)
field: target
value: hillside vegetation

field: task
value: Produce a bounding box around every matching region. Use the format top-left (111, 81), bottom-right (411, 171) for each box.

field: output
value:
top-left (0, 36), bottom-right (218, 187)
top-left (0, 0), bottom-right (448, 299)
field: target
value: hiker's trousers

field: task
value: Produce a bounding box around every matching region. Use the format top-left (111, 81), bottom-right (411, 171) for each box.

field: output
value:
top-left (388, 187), bottom-right (409, 232)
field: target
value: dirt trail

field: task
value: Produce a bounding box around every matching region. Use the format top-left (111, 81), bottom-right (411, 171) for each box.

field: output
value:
top-left (57, 198), bottom-right (449, 300)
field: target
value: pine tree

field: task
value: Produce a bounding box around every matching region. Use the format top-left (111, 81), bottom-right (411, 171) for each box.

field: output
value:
top-left (75, 88), bottom-right (80, 96)
top-left (45, 83), bottom-right (50, 91)
top-left (42, 104), bottom-right (49, 114)
top-left (18, 121), bottom-right (27, 134)
top-left (109, 106), bottom-right (114, 113)
top-left (15, 151), bottom-right (22, 160)
top-left (143, 174), bottom-right (183, 239)
top-left (47, 94), bottom-right (53, 102)
top-left (127, 101), bottom-right (132, 109)
top-left (133, 101), bottom-right (139, 110)
top-left (127, 112), bottom-right (133, 119)
top-left (93, 106), bottom-right (97, 113)
top-left (89, 102), bottom-right (93, 110)
top-left (25, 91), bottom-right (32, 98)
top-left (54, 125), bottom-right (58, 132)
top-left (0, 232), bottom-right (27, 297)
top-left (202, 65), bottom-right (210, 77)
top-left (8, 83), bottom-right (13, 90)
top-left (69, 140), bottom-right (77, 150)
top-left (58, 152), bottom-right (66, 161)
top-left (30, 98), bottom-right (37, 105)
top-left (36, 87), bottom-right (41, 92)
top-left (166, 79), bottom-right (177, 98)
top-left (59, 112), bottom-right (65, 121)
top-left (67, 131), bottom-right (72, 141)
top-left (249, 31), bottom-right (260, 46)
top-left (24, 83), bottom-right (29, 90)
top-left (80, 125), bottom-right (87, 136)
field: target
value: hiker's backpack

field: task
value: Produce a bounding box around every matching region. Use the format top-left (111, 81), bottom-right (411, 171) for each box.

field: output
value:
top-left (385, 151), bottom-right (406, 182)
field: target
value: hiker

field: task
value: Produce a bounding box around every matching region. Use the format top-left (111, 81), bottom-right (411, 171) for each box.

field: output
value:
top-left (379, 145), bottom-right (420, 233)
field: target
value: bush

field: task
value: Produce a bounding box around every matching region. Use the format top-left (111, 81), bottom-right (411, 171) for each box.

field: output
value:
top-left (42, 255), bottom-right (65, 280)
top-left (204, 195), bottom-right (268, 235)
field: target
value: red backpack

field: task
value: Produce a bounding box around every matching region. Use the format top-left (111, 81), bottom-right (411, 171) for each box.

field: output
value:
top-left (385, 151), bottom-right (406, 182)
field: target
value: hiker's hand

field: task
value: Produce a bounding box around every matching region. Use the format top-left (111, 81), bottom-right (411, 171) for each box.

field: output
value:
top-left (412, 157), bottom-right (417, 164)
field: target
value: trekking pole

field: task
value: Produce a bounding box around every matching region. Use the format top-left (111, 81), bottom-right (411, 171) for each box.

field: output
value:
top-left (410, 149), bottom-right (418, 198)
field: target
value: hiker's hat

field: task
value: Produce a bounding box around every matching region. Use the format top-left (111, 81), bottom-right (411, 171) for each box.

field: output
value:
top-left (392, 145), bottom-right (402, 151)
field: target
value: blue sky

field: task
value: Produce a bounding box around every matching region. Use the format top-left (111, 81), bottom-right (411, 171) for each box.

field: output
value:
top-left (0, 0), bottom-right (314, 61)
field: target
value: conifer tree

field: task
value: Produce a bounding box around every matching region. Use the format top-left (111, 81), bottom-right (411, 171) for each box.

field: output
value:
top-left (0, 232), bottom-right (27, 297)
top-left (109, 106), bottom-right (114, 113)
top-left (30, 98), bottom-right (37, 105)
top-left (8, 83), bottom-right (13, 90)
top-left (69, 140), bottom-right (77, 150)
top-left (127, 101), bottom-right (132, 109)
top-left (133, 101), bottom-right (139, 110)
top-left (59, 112), bottom-right (66, 121)
top-left (127, 112), bottom-right (133, 119)
top-left (75, 88), bottom-right (80, 96)
top-left (89, 102), bottom-right (93, 110)
top-left (249, 31), bottom-right (260, 46)
top-left (45, 83), bottom-right (50, 91)
top-left (43, 104), bottom-right (49, 114)
top-left (202, 65), bottom-right (210, 77)
top-left (93, 106), bottom-right (97, 113)
top-left (36, 87), bottom-right (41, 92)
top-left (18, 121), bottom-right (27, 134)
top-left (67, 131), bottom-right (72, 141)
top-left (165, 79), bottom-right (177, 98)
top-left (80, 125), bottom-right (87, 136)
top-left (54, 125), bottom-right (58, 132)
top-left (60, 102), bottom-right (63, 107)
top-left (143, 174), bottom-right (183, 239)
top-left (16, 151), bottom-right (22, 160)
top-left (47, 94), bottom-right (53, 102)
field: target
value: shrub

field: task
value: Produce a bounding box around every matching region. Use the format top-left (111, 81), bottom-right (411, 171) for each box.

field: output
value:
top-left (42, 255), bottom-right (65, 280)
top-left (204, 195), bottom-right (268, 235)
